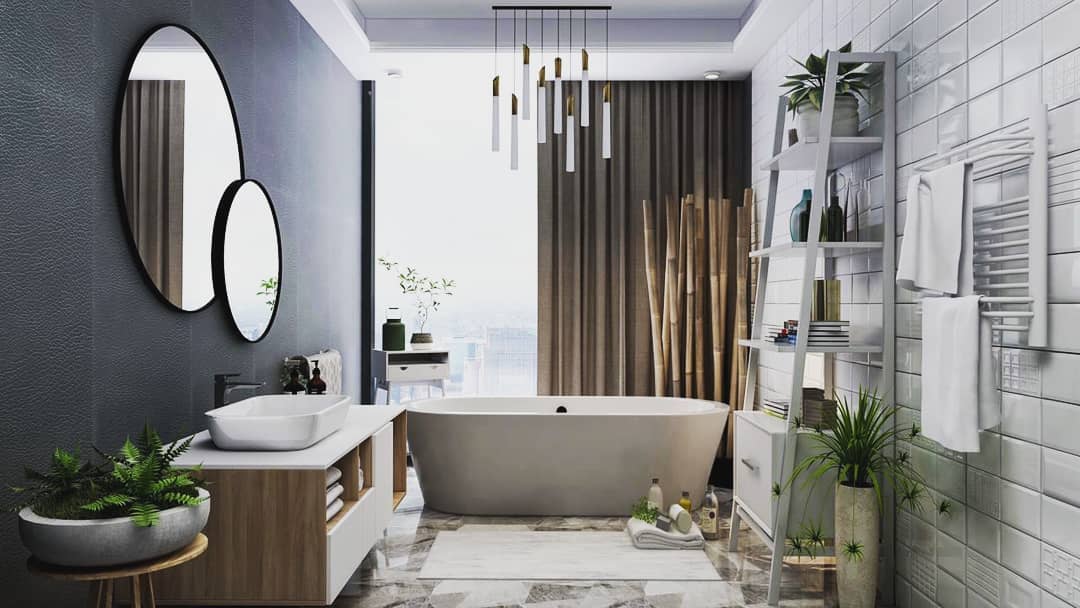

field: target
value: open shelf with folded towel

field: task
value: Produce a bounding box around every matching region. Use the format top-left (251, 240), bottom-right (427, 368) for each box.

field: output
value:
top-left (912, 105), bottom-right (1049, 347)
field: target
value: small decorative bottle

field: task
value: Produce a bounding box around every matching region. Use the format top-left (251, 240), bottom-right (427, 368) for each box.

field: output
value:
top-left (700, 485), bottom-right (720, 540)
top-left (382, 307), bottom-right (406, 351)
top-left (283, 366), bottom-right (306, 395)
top-left (826, 193), bottom-right (846, 242)
top-left (679, 491), bottom-right (692, 513)
top-left (647, 478), bottom-right (664, 512)
top-left (307, 360), bottom-right (327, 395)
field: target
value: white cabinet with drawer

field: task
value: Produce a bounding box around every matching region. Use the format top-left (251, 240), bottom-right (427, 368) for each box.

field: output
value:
top-left (734, 410), bottom-right (835, 539)
top-left (372, 349), bottom-right (449, 403)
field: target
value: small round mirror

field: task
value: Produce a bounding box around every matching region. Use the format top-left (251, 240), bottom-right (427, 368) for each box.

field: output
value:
top-left (212, 180), bottom-right (282, 342)
top-left (116, 25), bottom-right (243, 311)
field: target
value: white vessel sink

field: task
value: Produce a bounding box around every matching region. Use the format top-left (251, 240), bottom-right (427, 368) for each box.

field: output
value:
top-left (206, 394), bottom-right (351, 451)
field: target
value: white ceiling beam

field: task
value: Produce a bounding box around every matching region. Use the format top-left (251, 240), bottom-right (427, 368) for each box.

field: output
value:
top-left (289, 0), bottom-right (372, 79)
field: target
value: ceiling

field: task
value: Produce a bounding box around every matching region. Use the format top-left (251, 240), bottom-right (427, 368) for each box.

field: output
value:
top-left (350, 0), bottom-right (756, 20)
top-left (289, 0), bottom-right (807, 80)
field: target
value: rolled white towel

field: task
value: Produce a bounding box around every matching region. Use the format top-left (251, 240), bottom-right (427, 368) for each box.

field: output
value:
top-left (668, 504), bottom-right (692, 534)
top-left (626, 517), bottom-right (705, 550)
top-left (358, 467), bottom-right (364, 489)
top-left (326, 497), bottom-right (344, 521)
top-left (326, 466), bottom-right (342, 488)
top-left (326, 483), bottom-right (344, 507)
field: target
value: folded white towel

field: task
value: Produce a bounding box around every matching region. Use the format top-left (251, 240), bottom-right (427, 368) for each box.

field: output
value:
top-left (897, 163), bottom-right (968, 295)
top-left (358, 466), bottom-right (364, 489)
top-left (326, 483), bottom-right (344, 507)
top-left (325, 466), bottom-right (342, 488)
top-left (921, 295), bottom-right (1001, 452)
top-left (326, 498), bottom-right (344, 521)
top-left (626, 518), bottom-right (705, 550)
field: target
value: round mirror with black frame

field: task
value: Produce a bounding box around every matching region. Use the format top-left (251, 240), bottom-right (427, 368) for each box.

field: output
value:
top-left (115, 24), bottom-right (244, 312)
top-left (212, 179), bottom-right (282, 343)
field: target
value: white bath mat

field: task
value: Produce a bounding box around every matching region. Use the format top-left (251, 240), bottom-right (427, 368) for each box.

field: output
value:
top-left (418, 530), bottom-right (720, 581)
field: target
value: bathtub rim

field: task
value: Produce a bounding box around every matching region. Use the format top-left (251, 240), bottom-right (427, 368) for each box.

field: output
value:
top-left (405, 395), bottom-right (730, 417)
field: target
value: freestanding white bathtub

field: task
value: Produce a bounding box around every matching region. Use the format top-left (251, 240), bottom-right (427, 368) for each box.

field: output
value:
top-left (407, 396), bottom-right (729, 516)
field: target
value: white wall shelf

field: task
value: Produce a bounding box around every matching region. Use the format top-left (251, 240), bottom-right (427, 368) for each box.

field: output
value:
top-left (749, 241), bottom-right (883, 258)
top-left (738, 339), bottom-right (883, 354)
top-left (759, 136), bottom-right (884, 171)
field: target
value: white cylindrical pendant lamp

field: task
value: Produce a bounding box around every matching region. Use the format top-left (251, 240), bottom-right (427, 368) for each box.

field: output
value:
top-left (581, 49), bottom-right (590, 127)
top-left (566, 95), bottom-right (575, 173)
top-left (537, 66), bottom-right (547, 144)
top-left (522, 44), bottom-right (531, 120)
top-left (553, 57), bottom-right (563, 135)
top-left (511, 95), bottom-right (519, 170)
top-left (601, 83), bottom-right (611, 159)
top-left (491, 76), bottom-right (500, 152)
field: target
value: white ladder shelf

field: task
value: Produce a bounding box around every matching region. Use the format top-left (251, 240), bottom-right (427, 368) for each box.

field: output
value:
top-left (727, 51), bottom-right (897, 607)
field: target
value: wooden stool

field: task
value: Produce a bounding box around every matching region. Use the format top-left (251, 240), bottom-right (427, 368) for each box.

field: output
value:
top-left (28, 533), bottom-right (207, 608)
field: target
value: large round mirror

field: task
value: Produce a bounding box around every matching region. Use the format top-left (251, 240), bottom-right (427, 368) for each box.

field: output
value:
top-left (212, 180), bottom-right (282, 342)
top-left (116, 25), bottom-right (243, 312)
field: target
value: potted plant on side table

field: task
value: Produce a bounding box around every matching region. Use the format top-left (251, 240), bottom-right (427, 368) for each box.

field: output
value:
top-left (784, 387), bottom-right (926, 608)
top-left (13, 423), bottom-right (209, 568)
top-left (378, 256), bottom-right (455, 350)
top-left (782, 42), bottom-right (870, 142)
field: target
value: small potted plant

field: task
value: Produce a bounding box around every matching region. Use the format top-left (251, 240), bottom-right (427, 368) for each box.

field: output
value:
top-left (784, 387), bottom-right (925, 608)
top-left (378, 256), bottom-right (455, 350)
top-left (782, 42), bottom-right (870, 141)
top-left (13, 423), bottom-right (210, 568)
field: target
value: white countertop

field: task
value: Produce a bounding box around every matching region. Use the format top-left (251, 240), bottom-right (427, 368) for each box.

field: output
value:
top-left (173, 405), bottom-right (405, 470)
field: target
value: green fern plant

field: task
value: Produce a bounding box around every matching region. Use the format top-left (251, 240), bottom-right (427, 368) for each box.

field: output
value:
top-left (10, 448), bottom-right (107, 520)
top-left (630, 496), bottom-right (662, 524)
top-left (83, 423), bottom-right (206, 527)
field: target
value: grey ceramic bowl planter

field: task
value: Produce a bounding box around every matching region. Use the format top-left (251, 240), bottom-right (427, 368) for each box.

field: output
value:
top-left (410, 332), bottom-right (434, 349)
top-left (18, 488), bottom-right (210, 567)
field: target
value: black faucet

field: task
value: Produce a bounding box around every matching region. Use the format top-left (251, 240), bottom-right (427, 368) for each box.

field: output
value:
top-left (213, 373), bottom-right (265, 409)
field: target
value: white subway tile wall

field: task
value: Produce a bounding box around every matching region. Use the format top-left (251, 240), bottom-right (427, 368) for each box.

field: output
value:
top-left (750, 0), bottom-right (1080, 606)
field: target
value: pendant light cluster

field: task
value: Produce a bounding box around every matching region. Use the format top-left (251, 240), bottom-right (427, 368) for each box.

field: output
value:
top-left (491, 5), bottom-right (612, 172)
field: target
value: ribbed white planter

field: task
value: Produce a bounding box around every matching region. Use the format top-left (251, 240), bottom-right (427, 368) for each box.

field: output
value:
top-left (795, 95), bottom-right (860, 141)
top-left (834, 484), bottom-right (879, 608)
top-left (18, 488), bottom-right (210, 567)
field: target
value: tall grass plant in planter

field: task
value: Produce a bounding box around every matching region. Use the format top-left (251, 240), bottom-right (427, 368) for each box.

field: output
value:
top-left (785, 387), bottom-right (925, 608)
top-left (782, 42), bottom-right (871, 141)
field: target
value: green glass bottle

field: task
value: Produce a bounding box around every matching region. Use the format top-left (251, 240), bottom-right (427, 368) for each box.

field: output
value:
top-left (382, 307), bottom-right (406, 351)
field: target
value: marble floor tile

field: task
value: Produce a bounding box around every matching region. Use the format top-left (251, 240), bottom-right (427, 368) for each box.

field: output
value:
top-left (332, 471), bottom-right (836, 608)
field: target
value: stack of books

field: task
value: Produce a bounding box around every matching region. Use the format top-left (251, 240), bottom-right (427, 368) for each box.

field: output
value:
top-left (801, 388), bottom-right (837, 429)
top-left (764, 320), bottom-right (799, 345)
top-left (761, 394), bottom-right (790, 419)
top-left (807, 320), bottom-right (850, 347)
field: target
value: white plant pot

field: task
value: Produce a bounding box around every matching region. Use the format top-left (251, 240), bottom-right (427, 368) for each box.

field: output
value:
top-left (795, 95), bottom-right (860, 141)
top-left (834, 484), bottom-right (879, 608)
top-left (18, 488), bottom-right (210, 567)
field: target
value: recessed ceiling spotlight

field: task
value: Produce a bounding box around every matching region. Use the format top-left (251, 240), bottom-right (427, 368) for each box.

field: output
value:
top-left (385, 69), bottom-right (403, 79)
top-left (703, 70), bottom-right (723, 81)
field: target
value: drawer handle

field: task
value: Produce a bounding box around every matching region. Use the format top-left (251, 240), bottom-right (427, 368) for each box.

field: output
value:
top-left (740, 458), bottom-right (758, 472)
top-left (400, 366), bottom-right (408, 371)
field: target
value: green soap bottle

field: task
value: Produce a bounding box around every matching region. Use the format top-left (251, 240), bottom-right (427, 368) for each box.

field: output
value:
top-left (382, 307), bottom-right (406, 351)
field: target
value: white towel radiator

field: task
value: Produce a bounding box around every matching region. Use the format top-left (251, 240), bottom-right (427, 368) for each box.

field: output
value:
top-left (912, 106), bottom-right (1049, 347)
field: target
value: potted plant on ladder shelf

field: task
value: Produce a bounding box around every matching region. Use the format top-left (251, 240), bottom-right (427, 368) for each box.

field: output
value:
top-left (784, 386), bottom-right (926, 608)
top-left (782, 42), bottom-right (870, 142)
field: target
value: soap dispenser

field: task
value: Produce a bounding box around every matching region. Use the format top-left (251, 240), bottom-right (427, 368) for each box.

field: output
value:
top-left (283, 366), bottom-right (306, 395)
top-left (307, 360), bottom-right (327, 395)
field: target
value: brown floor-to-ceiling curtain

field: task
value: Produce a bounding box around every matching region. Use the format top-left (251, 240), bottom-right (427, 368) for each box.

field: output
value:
top-left (538, 80), bottom-right (750, 399)
top-left (119, 79), bottom-right (186, 303)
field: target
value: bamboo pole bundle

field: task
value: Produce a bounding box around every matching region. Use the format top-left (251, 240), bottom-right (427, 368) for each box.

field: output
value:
top-left (733, 188), bottom-right (754, 407)
top-left (684, 198), bottom-right (696, 397)
top-left (694, 198), bottom-right (706, 399)
top-left (708, 199), bottom-right (723, 403)
top-left (673, 198), bottom-right (688, 397)
top-left (662, 197), bottom-right (678, 396)
top-left (642, 199), bottom-right (666, 396)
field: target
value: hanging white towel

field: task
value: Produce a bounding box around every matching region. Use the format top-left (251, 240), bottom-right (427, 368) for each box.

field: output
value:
top-left (897, 163), bottom-right (968, 294)
top-left (920, 296), bottom-right (1001, 452)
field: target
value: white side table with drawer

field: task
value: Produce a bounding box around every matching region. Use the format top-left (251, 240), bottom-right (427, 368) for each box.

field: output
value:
top-left (371, 349), bottom-right (450, 404)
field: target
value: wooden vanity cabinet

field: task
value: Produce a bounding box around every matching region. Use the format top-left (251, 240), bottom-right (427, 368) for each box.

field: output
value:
top-left (153, 407), bottom-right (407, 606)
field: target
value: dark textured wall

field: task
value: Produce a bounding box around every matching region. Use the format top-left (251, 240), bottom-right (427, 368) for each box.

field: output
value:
top-left (0, 1), bottom-right (363, 603)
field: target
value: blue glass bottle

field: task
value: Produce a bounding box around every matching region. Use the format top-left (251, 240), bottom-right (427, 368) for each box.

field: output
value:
top-left (790, 189), bottom-right (813, 242)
